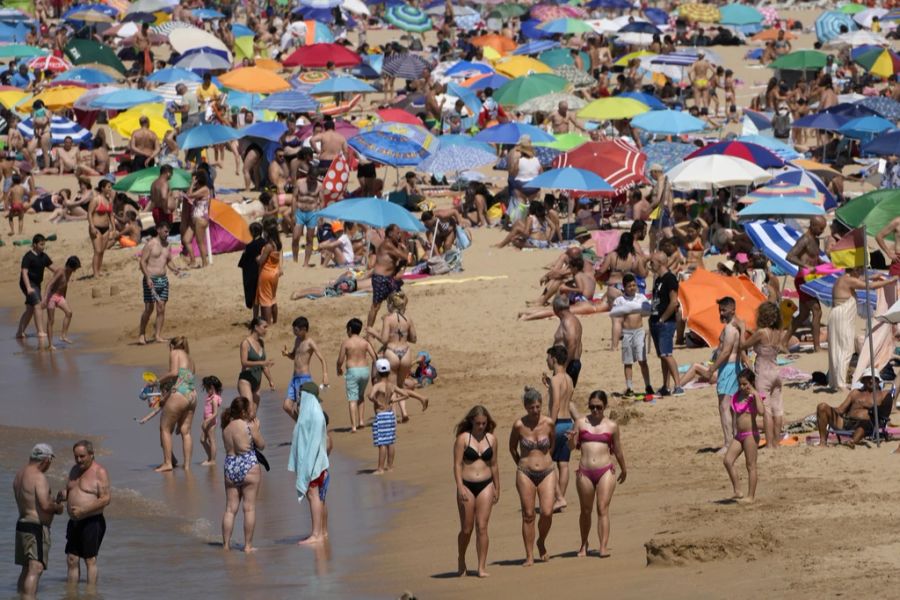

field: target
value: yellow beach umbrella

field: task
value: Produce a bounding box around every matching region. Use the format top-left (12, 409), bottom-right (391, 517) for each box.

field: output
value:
top-left (0, 89), bottom-right (29, 110)
top-left (577, 97), bottom-right (650, 120)
top-left (679, 3), bottom-right (721, 23)
top-left (109, 104), bottom-right (172, 139)
top-left (494, 56), bottom-right (553, 78)
top-left (614, 50), bottom-right (656, 67)
top-left (20, 86), bottom-right (86, 112)
top-left (255, 58), bottom-right (282, 72)
top-left (218, 66), bottom-right (291, 93)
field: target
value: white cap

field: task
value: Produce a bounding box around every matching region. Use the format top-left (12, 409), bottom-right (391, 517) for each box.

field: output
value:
top-left (30, 443), bottom-right (54, 461)
top-left (375, 358), bottom-right (391, 374)
top-left (859, 368), bottom-right (882, 382)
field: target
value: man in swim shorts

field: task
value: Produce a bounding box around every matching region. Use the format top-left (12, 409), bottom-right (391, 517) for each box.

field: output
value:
top-left (545, 345), bottom-right (575, 511)
top-left (138, 221), bottom-right (181, 345)
top-left (292, 167), bottom-right (323, 267)
top-left (337, 318), bottom-right (377, 432)
top-left (65, 440), bottom-right (110, 587)
top-left (784, 215), bottom-right (826, 353)
top-left (14, 444), bottom-right (64, 598)
top-left (709, 296), bottom-right (742, 451)
top-left (368, 224), bottom-right (409, 328)
top-left (552, 294), bottom-right (583, 387)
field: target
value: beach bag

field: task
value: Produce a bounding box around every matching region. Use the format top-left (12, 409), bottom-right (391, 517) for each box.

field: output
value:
top-left (772, 113), bottom-right (791, 139)
top-left (456, 225), bottom-right (471, 250)
top-left (427, 255), bottom-right (450, 275)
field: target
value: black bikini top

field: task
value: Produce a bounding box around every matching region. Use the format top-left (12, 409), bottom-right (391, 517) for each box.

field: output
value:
top-left (463, 433), bottom-right (493, 463)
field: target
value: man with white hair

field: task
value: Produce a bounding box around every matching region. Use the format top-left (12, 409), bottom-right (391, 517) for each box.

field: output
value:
top-left (550, 101), bottom-right (584, 134)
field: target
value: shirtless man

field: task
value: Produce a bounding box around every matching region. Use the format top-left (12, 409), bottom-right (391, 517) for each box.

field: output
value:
top-left (134, 22), bottom-right (152, 75)
top-left (14, 443), bottom-right (64, 599)
top-left (129, 116), bottom-right (159, 170)
top-left (368, 224), bottom-right (408, 328)
top-left (690, 52), bottom-right (715, 111)
top-left (875, 216), bottom-right (900, 276)
top-left (784, 215), bottom-right (826, 352)
top-left (816, 370), bottom-right (885, 448)
top-left (337, 317), bottom-right (377, 432)
top-left (75, 141), bottom-right (99, 177)
top-left (309, 119), bottom-right (348, 172)
top-left (292, 167), bottom-right (323, 267)
top-left (424, 83), bottom-right (445, 132)
top-left (552, 294), bottom-right (584, 387)
top-left (150, 164), bottom-right (177, 227)
top-left (64, 440), bottom-right (110, 588)
top-left (708, 296), bottom-right (742, 451)
top-left (530, 246), bottom-right (594, 306)
top-left (543, 344), bottom-right (575, 512)
top-left (138, 221), bottom-right (181, 344)
top-left (268, 147), bottom-right (292, 219)
top-left (54, 136), bottom-right (78, 174)
top-left (520, 255), bottom-right (597, 320)
top-left (420, 208), bottom-right (461, 255)
top-left (549, 101), bottom-right (584, 135)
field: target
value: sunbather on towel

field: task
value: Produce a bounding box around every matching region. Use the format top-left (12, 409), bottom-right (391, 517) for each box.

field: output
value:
top-left (815, 369), bottom-right (885, 448)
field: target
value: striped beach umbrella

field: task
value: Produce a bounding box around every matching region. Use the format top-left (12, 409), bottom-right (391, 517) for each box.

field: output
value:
top-left (741, 181), bottom-right (823, 205)
top-left (382, 53), bottom-right (430, 79)
top-left (18, 116), bottom-right (91, 145)
top-left (385, 5), bottom-right (432, 32)
top-left (27, 55), bottom-right (71, 73)
top-left (299, 0), bottom-right (341, 7)
top-left (815, 11), bottom-right (858, 43)
top-left (853, 47), bottom-right (900, 79)
top-left (255, 90), bottom-right (319, 112)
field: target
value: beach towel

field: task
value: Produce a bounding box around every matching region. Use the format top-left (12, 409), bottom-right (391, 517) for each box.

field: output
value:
top-left (827, 298), bottom-right (857, 389)
top-left (287, 390), bottom-right (330, 502)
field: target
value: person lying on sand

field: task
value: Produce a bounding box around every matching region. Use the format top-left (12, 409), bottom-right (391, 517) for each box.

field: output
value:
top-left (290, 270), bottom-right (373, 300)
top-left (519, 256), bottom-right (603, 320)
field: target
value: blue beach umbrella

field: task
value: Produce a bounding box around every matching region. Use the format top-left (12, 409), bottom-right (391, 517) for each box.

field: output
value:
top-left (719, 4), bottom-right (763, 26)
top-left (858, 96), bottom-right (900, 121)
top-left (618, 91), bottom-right (666, 110)
top-left (174, 49), bottom-right (231, 71)
top-left (619, 21), bottom-right (661, 35)
top-left (521, 18), bottom-right (555, 40)
top-left (644, 7), bottom-right (669, 25)
top-left (90, 89), bottom-right (164, 110)
top-left (147, 67), bottom-right (203, 84)
top-left (771, 169), bottom-right (836, 209)
top-left (528, 167), bottom-right (614, 191)
top-left (444, 60), bottom-right (494, 78)
top-left (815, 11), bottom-right (858, 43)
top-left (385, 5), bottom-right (432, 32)
top-left (239, 121), bottom-right (287, 142)
top-left (316, 197), bottom-right (426, 232)
top-left (255, 90), bottom-right (319, 112)
top-left (861, 130), bottom-right (900, 156)
top-left (737, 135), bottom-right (801, 161)
top-left (641, 141), bottom-right (695, 175)
top-left (382, 53), bottom-right (430, 79)
top-left (309, 76), bottom-right (376, 94)
top-left (588, 0), bottom-right (631, 8)
top-left (513, 40), bottom-right (560, 56)
top-left (178, 124), bottom-right (240, 150)
top-left (192, 8), bottom-right (225, 20)
top-left (18, 116), bottom-right (91, 145)
top-left (231, 23), bottom-right (254, 37)
top-left (464, 73), bottom-right (510, 91)
top-left (299, 0), bottom-right (342, 7)
top-left (417, 144), bottom-right (496, 174)
top-left (445, 82), bottom-right (482, 115)
top-left (631, 109), bottom-right (705, 134)
top-left (738, 197), bottom-right (825, 220)
top-left (839, 115), bottom-right (896, 140)
top-left (437, 134), bottom-right (493, 155)
top-left (474, 122), bottom-right (555, 145)
top-left (55, 66), bottom-right (116, 84)
top-left (349, 131), bottom-right (435, 167)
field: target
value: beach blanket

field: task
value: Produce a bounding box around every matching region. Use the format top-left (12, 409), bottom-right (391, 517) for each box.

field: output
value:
top-left (410, 275), bottom-right (508, 286)
top-left (287, 389), bottom-right (329, 502)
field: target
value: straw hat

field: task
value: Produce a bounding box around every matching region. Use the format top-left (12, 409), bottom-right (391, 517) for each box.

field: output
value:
top-left (649, 162), bottom-right (663, 173)
top-left (517, 134), bottom-right (535, 158)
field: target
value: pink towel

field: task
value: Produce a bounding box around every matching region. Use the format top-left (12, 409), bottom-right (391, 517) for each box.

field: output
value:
top-left (591, 230), bottom-right (622, 256)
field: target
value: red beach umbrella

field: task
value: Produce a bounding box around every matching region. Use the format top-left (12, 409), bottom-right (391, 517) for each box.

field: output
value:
top-left (377, 108), bottom-right (424, 126)
top-left (28, 55), bottom-right (71, 73)
top-left (552, 139), bottom-right (647, 191)
top-left (283, 43), bottom-right (362, 68)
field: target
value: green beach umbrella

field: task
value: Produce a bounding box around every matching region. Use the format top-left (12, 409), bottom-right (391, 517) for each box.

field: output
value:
top-left (835, 189), bottom-right (900, 237)
top-left (488, 3), bottom-right (528, 19)
top-left (113, 166), bottom-right (192, 194)
top-left (0, 44), bottom-right (47, 59)
top-left (769, 50), bottom-right (828, 71)
top-left (538, 48), bottom-right (590, 71)
top-left (494, 73), bottom-right (567, 106)
top-left (838, 3), bottom-right (866, 15)
top-left (64, 39), bottom-right (126, 74)
top-left (536, 132), bottom-right (589, 151)
top-left (518, 92), bottom-right (587, 114)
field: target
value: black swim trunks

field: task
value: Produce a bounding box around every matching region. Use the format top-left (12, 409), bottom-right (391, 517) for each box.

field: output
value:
top-left (65, 514), bottom-right (106, 559)
top-left (372, 273), bottom-right (403, 305)
top-left (566, 359), bottom-right (582, 387)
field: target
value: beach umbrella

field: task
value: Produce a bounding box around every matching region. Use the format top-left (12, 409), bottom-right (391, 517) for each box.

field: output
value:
top-left (471, 33), bottom-right (517, 54)
top-left (128, 0), bottom-right (176, 12)
top-left (588, 0), bottom-right (632, 8)
top-left (300, 0), bottom-right (341, 7)
top-left (771, 168), bottom-right (837, 210)
top-left (473, 122), bottom-right (554, 144)
top-left (27, 55), bottom-right (70, 73)
top-left (438, 134), bottom-right (493, 154)
top-left (493, 73), bottom-right (567, 106)
top-left (254, 90), bottom-right (319, 112)
top-left (738, 197), bottom-right (826, 220)
top-left (192, 7), bottom-right (225, 20)
top-left (316, 197), bottom-right (425, 232)
top-left (385, 5), bottom-right (432, 32)
top-left (377, 108), bottom-right (423, 126)
top-left (55, 66), bottom-right (116, 84)
top-left (840, 3), bottom-right (867, 15)
top-left (349, 129), bottom-right (435, 166)
top-left (461, 73), bottom-right (510, 91)
top-left (751, 28), bottom-right (795, 42)
top-left (0, 89), bottom-right (26, 109)
top-left (793, 102), bottom-right (877, 131)
top-left (444, 60), bottom-right (495, 79)
top-left (719, 4), bottom-right (763, 26)
top-left (539, 18), bottom-right (594, 34)
top-left (736, 135), bottom-right (801, 161)
top-left (113, 166), bottom-right (191, 193)
top-left (18, 116), bottom-right (91, 145)
top-left (769, 50), bottom-right (828, 71)
top-left (512, 39), bottom-right (559, 56)
top-left (0, 44), bottom-right (46, 59)
top-left (678, 269), bottom-right (766, 347)
top-left (109, 104), bottom-right (172, 139)
top-left (861, 130), bottom-right (900, 156)
top-left (240, 121), bottom-right (288, 143)
top-left (528, 167), bottom-right (614, 192)
top-left (615, 32), bottom-right (655, 46)
top-left (641, 141), bottom-right (695, 175)
top-left (89, 89), bottom-right (163, 110)
top-left (554, 65), bottom-right (593, 87)
top-left (741, 181), bottom-right (824, 205)
top-left (63, 4), bottom-right (118, 22)
top-left (64, 39), bottom-right (125, 74)
top-left (494, 56), bottom-right (553, 78)
top-left (530, 4), bottom-right (587, 22)
top-left (382, 53), bottom-right (429, 79)
top-left (631, 109), bottom-right (705, 135)
top-left (290, 70), bottom-right (331, 92)
top-left (539, 48), bottom-right (589, 70)
top-left (858, 96), bottom-right (900, 121)
top-left (21, 86), bottom-right (85, 112)
top-left (839, 115), bottom-right (896, 140)
top-left (678, 3), bottom-right (720, 23)
top-left (618, 21), bottom-right (661, 35)
top-left (147, 67), bottom-right (203, 84)
top-left (835, 189), bottom-right (900, 234)
top-left (853, 47), bottom-right (900, 79)
top-left (577, 97), bottom-right (650, 121)
top-left (666, 155), bottom-right (771, 190)
top-left (178, 124), bottom-right (240, 150)
top-left (518, 92), bottom-right (586, 114)
top-left (827, 29), bottom-right (889, 47)
top-left (219, 67), bottom-right (291, 93)
top-left (536, 133), bottom-right (589, 152)
top-left (0, 8), bottom-right (31, 22)
top-left (816, 11), bottom-right (858, 43)
top-left (854, 7), bottom-right (888, 27)
top-left (309, 76), bottom-right (376, 94)
top-left (169, 28), bottom-right (231, 57)
top-left (552, 139), bottom-right (647, 191)
top-left (417, 144), bottom-right (496, 174)
top-left (174, 49), bottom-right (231, 71)
top-left (283, 43), bottom-right (361, 68)
top-left (643, 7), bottom-right (669, 25)
top-left (687, 140), bottom-right (785, 169)
top-left (489, 3), bottom-right (529, 19)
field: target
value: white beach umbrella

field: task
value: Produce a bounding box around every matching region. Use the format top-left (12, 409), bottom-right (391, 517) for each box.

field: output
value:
top-left (169, 27), bottom-right (231, 58)
top-left (341, 0), bottom-right (370, 16)
top-left (666, 155), bottom-right (772, 190)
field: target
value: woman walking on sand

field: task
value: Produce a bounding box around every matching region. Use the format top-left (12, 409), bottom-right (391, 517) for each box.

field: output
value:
top-left (221, 396), bottom-right (266, 552)
top-left (739, 302), bottom-right (785, 448)
top-left (569, 391), bottom-right (626, 558)
top-left (256, 217), bottom-right (283, 325)
top-left (368, 291), bottom-right (417, 422)
top-left (509, 387), bottom-right (557, 566)
top-left (182, 170), bottom-right (212, 268)
top-left (86, 178), bottom-right (114, 278)
top-left (238, 317), bottom-right (275, 418)
top-left (155, 336), bottom-right (197, 472)
top-left (453, 405), bottom-right (500, 578)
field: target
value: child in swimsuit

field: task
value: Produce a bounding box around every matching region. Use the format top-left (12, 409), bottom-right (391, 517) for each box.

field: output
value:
top-left (200, 375), bottom-right (223, 466)
top-left (722, 369), bottom-right (764, 503)
top-left (367, 359), bottom-right (428, 474)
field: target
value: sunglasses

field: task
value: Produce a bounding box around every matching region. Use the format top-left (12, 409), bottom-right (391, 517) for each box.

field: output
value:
top-left (588, 404), bottom-right (604, 411)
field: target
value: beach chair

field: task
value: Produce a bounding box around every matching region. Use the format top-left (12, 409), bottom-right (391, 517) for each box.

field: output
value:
top-left (829, 386), bottom-right (895, 444)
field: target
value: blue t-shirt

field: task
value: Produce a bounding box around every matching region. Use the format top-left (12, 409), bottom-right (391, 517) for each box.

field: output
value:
top-left (10, 72), bottom-right (32, 88)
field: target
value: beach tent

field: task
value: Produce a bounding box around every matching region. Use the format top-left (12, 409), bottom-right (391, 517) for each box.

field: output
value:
top-left (187, 200), bottom-right (251, 258)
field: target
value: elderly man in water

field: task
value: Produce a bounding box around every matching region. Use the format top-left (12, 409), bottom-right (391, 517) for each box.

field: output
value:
top-left (64, 440), bottom-right (111, 588)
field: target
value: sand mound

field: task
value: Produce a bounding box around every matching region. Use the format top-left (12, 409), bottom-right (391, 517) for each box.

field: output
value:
top-left (645, 529), bottom-right (780, 566)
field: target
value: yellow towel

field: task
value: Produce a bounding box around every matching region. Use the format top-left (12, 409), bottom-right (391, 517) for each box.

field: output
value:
top-left (410, 275), bottom-right (508, 287)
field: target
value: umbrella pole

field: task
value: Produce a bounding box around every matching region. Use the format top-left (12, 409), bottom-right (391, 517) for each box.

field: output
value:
top-left (863, 225), bottom-right (881, 446)
top-left (206, 224), bottom-right (213, 265)
top-left (427, 218), bottom-right (439, 260)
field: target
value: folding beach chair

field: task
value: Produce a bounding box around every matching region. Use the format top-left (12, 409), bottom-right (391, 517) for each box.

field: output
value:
top-left (829, 386), bottom-right (895, 444)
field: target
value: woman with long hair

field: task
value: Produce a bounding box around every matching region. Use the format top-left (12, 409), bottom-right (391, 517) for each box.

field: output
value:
top-left (87, 178), bottom-right (114, 278)
top-left (508, 387), bottom-right (556, 566)
top-left (237, 317), bottom-right (275, 419)
top-left (569, 391), bottom-right (626, 558)
top-left (155, 336), bottom-right (197, 472)
top-left (453, 405), bottom-right (499, 578)
top-left (256, 217), bottom-right (283, 324)
top-left (738, 302), bottom-right (784, 448)
top-left (596, 231), bottom-right (648, 350)
top-left (182, 170), bottom-right (212, 268)
top-left (368, 291), bottom-right (417, 422)
top-left (221, 396), bottom-right (266, 552)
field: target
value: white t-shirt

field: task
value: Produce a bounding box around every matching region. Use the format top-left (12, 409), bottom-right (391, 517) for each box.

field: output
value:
top-left (336, 233), bottom-right (354, 265)
top-left (516, 156), bottom-right (541, 182)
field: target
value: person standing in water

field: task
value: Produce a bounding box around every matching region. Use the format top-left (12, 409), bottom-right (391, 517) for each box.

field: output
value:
top-left (64, 440), bottom-right (110, 588)
top-left (42, 255), bottom-right (81, 350)
top-left (16, 233), bottom-right (55, 347)
top-left (221, 397), bottom-right (266, 553)
top-left (155, 337), bottom-right (197, 472)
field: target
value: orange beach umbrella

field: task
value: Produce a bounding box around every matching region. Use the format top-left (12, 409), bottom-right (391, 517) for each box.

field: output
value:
top-left (218, 67), bottom-right (291, 93)
top-left (678, 269), bottom-right (767, 347)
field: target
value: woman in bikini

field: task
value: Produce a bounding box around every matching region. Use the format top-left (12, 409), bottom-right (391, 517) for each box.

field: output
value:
top-left (368, 291), bottom-right (417, 422)
top-left (675, 219), bottom-right (707, 275)
top-left (87, 178), bottom-right (114, 278)
top-left (722, 369), bottom-right (763, 502)
top-left (183, 170), bottom-right (212, 268)
top-left (453, 405), bottom-right (500, 578)
top-left (221, 396), bottom-right (266, 552)
top-left (596, 232), bottom-right (648, 350)
top-left (237, 317), bottom-right (275, 419)
top-left (155, 336), bottom-right (198, 472)
top-left (508, 386), bottom-right (557, 566)
top-left (568, 390), bottom-right (626, 558)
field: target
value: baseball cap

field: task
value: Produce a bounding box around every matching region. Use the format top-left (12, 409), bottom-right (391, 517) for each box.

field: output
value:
top-left (30, 443), bottom-right (54, 461)
top-left (375, 358), bottom-right (391, 374)
top-left (859, 368), bottom-right (882, 382)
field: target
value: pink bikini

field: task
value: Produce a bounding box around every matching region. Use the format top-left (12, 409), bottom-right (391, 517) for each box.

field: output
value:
top-left (576, 430), bottom-right (616, 486)
top-left (731, 393), bottom-right (761, 442)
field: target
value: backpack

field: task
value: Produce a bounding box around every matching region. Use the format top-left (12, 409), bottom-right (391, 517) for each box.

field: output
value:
top-left (772, 113), bottom-right (791, 139)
